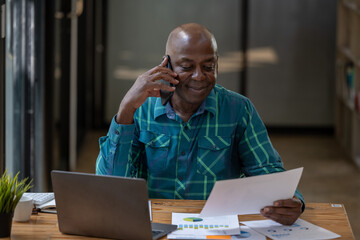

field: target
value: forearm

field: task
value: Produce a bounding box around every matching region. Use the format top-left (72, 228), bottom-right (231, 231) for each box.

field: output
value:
top-left (116, 99), bottom-right (137, 124)
top-left (95, 116), bottom-right (137, 176)
top-left (115, 57), bottom-right (177, 125)
top-left (238, 99), bottom-right (287, 176)
top-left (238, 99), bottom-right (305, 212)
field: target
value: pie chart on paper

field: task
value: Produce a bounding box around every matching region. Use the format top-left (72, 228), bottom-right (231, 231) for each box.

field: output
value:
top-left (183, 217), bottom-right (203, 222)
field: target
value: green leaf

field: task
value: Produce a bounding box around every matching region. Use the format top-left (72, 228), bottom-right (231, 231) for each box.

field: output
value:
top-left (0, 170), bottom-right (33, 214)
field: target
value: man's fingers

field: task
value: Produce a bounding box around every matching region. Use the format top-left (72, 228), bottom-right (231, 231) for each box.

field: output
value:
top-left (274, 198), bottom-right (302, 208)
top-left (150, 72), bottom-right (179, 85)
top-left (151, 81), bottom-right (176, 92)
top-left (261, 198), bottom-right (302, 226)
top-left (148, 89), bottom-right (161, 97)
top-left (262, 206), bottom-right (301, 216)
top-left (159, 56), bottom-right (168, 67)
top-left (261, 210), bottom-right (297, 226)
top-left (151, 65), bottom-right (178, 78)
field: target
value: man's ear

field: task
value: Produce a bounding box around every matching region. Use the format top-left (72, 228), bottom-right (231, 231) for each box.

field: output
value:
top-left (215, 55), bottom-right (219, 78)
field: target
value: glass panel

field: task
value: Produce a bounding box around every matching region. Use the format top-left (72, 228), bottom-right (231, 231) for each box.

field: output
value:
top-left (5, 0), bottom-right (35, 180)
top-left (0, 0), bottom-right (5, 174)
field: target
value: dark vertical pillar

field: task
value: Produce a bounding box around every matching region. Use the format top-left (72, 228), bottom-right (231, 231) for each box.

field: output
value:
top-left (43, 0), bottom-right (55, 188)
top-left (240, 0), bottom-right (249, 96)
top-left (58, 0), bottom-right (71, 170)
top-left (0, 0), bottom-right (5, 174)
top-left (77, 0), bottom-right (94, 145)
top-left (77, 0), bottom-right (107, 130)
top-left (23, 0), bottom-right (35, 181)
top-left (94, 0), bottom-right (107, 128)
top-left (32, 0), bottom-right (48, 191)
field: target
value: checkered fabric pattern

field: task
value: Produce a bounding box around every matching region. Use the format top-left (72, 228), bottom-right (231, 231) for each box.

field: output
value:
top-left (96, 84), bottom-right (304, 203)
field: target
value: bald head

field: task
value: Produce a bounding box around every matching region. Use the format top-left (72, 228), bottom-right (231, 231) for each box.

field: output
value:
top-left (165, 23), bottom-right (218, 56)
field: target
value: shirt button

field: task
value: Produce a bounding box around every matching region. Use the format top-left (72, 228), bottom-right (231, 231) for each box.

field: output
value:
top-left (181, 151), bottom-right (185, 156)
top-left (115, 130), bottom-right (120, 135)
top-left (179, 176), bottom-right (183, 181)
top-left (213, 145), bottom-right (217, 149)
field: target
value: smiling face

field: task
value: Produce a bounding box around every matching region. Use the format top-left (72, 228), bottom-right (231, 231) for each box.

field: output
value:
top-left (166, 24), bottom-right (218, 108)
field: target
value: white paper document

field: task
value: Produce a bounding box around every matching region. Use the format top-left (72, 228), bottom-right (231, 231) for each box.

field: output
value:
top-left (231, 226), bottom-right (266, 240)
top-left (241, 218), bottom-right (341, 240)
top-left (200, 168), bottom-right (303, 217)
top-left (167, 213), bottom-right (240, 239)
top-left (148, 200), bottom-right (152, 221)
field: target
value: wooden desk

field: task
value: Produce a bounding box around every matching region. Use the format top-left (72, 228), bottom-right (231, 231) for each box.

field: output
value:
top-left (7, 200), bottom-right (354, 240)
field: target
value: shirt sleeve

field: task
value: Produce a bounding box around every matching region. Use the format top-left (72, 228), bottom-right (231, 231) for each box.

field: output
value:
top-left (95, 116), bottom-right (147, 178)
top-left (237, 99), bottom-right (305, 209)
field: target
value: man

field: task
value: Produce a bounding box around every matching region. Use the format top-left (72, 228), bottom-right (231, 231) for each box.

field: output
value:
top-left (96, 23), bottom-right (304, 225)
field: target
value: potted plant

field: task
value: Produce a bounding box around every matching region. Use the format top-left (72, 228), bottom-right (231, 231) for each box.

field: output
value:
top-left (0, 171), bottom-right (33, 237)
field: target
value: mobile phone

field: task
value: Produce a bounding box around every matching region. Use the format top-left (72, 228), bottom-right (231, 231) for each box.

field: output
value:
top-left (160, 55), bottom-right (174, 106)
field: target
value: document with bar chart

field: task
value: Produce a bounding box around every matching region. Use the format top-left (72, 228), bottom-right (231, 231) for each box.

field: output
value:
top-left (167, 213), bottom-right (240, 239)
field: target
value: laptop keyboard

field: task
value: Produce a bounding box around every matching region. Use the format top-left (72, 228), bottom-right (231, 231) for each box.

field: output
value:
top-left (152, 230), bottom-right (163, 236)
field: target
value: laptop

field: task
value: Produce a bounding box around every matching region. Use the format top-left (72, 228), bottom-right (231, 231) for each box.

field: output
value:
top-left (51, 170), bottom-right (177, 240)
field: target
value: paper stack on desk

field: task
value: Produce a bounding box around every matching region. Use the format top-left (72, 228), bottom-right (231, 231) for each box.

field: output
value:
top-left (241, 218), bottom-right (341, 240)
top-left (167, 213), bottom-right (241, 239)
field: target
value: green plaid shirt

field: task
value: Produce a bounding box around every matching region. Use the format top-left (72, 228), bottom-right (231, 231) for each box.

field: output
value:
top-left (96, 84), bottom-right (304, 203)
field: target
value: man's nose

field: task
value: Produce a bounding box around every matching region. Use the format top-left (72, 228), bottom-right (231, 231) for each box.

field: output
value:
top-left (192, 66), bottom-right (205, 81)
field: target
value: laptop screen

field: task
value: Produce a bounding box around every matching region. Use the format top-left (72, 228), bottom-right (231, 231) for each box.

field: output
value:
top-left (51, 171), bottom-right (156, 240)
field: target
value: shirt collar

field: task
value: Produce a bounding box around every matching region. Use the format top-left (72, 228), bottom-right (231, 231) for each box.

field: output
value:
top-left (204, 88), bottom-right (216, 117)
top-left (154, 98), bottom-right (167, 119)
top-left (154, 88), bottom-right (216, 120)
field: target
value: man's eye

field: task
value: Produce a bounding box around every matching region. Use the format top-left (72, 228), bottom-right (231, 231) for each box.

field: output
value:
top-left (204, 65), bottom-right (215, 71)
top-left (181, 66), bottom-right (192, 71)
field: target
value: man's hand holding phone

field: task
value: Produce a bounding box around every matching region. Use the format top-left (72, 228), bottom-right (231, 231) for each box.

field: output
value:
top-left (116, 56), bottom-right (178, 124)
top-left (160, 55), bottom-right (175, 105)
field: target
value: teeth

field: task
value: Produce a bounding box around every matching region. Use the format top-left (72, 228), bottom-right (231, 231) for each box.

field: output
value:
top-left (190, 87), bottom-right (204, 90)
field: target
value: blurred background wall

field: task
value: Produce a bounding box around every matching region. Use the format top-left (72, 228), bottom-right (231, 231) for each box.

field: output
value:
top-left (105, 0), bottom-right (242, 123)
top-left (247, 0), bottom-right (337, 126)
top-left (105, 0), bottom-right (337, 127)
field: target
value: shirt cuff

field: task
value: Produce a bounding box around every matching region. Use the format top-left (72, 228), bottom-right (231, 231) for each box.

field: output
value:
top-left (300, 199), bottom-right (305, 212)
top-left (108, 115), bottom-right (136, 144)
top-left (294, 190), bottom-right (306, 213)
